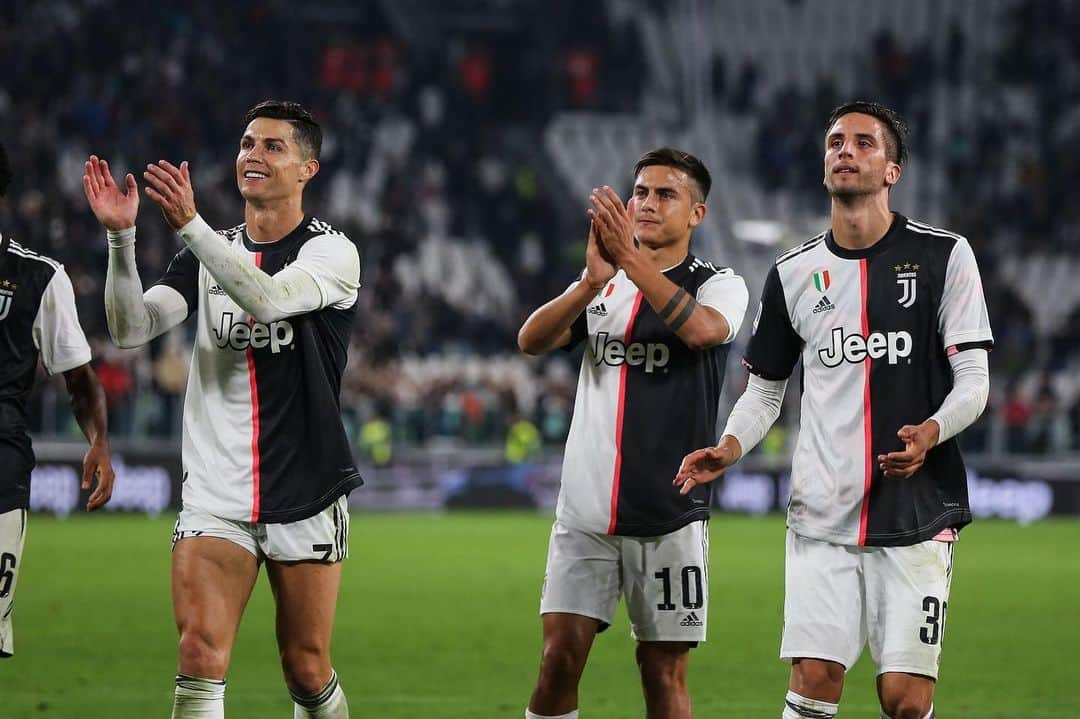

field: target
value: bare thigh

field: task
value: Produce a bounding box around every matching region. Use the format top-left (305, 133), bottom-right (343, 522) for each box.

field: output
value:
top-left (172, 537), bottom-right (260, 678)
top-left (266, 559), bottom-right (343, 694)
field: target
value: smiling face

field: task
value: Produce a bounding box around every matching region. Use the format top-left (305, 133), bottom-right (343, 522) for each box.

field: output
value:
top-left (823, 112), bottom-right (901, 200)
top-left (627, 164), bottom-right (706, 249)
top-left (235, 117), bottom-right (319, 204)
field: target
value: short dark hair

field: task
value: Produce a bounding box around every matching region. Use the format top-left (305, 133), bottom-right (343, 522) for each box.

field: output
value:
top-left (633, 147), bottom-right (712, 201)
top-left (243, 100), bottom-right (322, 160)
top-left (0, 141), bottom-right (11, 198)
top-left (825, 101), bottom-right (908, 165)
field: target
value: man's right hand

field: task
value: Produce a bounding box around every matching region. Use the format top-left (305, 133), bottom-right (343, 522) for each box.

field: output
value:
top-left (83, 155), bottom-right (139, 231)
top-left (584, 220), bottom-right (617, 290)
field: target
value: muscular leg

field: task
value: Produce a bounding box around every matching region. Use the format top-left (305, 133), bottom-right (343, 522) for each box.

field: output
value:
top-left (527, 613), bottom-right (600, 716)
top-left (781, 658), bottom-right (843, 718)
top-left (636, 641), bottom-right (692, 719)
top-left (789, 658), bottom-right (845, 703)
top-left (172, 537), bottom-right (260, 679)
top-left (266, 559), bottom-right (345, 705)
top-left (877, 672), bottom-right (935, 719)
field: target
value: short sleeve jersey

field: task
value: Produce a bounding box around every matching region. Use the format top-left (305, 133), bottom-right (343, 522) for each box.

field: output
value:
top-left (154, 217), bottom-right (364, 524)
top-left (744, 215), bottom-right (993, 546)
top-left (558, 255), bottom-right (748, 536)
top-left (0, 234), bottom-right (92, 512)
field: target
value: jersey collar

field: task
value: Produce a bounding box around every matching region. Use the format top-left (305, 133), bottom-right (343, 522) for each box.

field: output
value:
top-left (241, 215), bottom-right (310, 252)
top-left (824, 212), bottom-right (905, 260)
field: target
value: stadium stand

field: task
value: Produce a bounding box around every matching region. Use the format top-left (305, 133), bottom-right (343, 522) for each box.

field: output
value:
top-left (1, 0), bottom-right (1077, 456)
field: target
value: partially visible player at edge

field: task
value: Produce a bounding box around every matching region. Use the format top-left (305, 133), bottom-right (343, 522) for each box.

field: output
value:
top-left (519, 148), bottom-right (749, 719)
top-left (0, 140), bottom-right (115, 659)
top-left (675, 101), bottom-right (993, 719)
top-left (83, 101), bottom-right (362, 719)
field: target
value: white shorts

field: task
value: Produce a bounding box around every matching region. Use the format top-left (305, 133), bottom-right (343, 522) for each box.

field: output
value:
top-left (540, 519), bottom-right (709, 643)
top-left (173, 495), bottom-right (350, 563)
top-left (0, 508), bottom-right (28, 658)
top-left (780, 529), bottom-right (954, 678)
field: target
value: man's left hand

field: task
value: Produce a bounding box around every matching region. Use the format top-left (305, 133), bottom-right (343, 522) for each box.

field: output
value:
top-left (144, 160), bottom-right (197, 229)
top-left (587, 185), bottom-right (636, 266)
top-left (879, 421), bottom-right (940, 478)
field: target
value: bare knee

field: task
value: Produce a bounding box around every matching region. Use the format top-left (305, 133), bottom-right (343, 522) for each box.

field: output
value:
top-left (790, 659), bottom-right (845, 703)
top-left (879, 672), bottom-right (934, 719)
top-left (636, 643), bottom-right (689, 695)
top-left (881, 697), bottom-right (931, 719)
top-left (177, 630), bottom-right (230, 679)
top-left (281, 645), bottom-right (332, 695)
top-left (536, 636), bottom-right (590, 692)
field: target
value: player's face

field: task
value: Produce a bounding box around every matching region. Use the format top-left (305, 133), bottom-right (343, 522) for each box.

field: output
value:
top-left (628, 165), bottom-right (705, 248)
top-left (236, 118), bottom-right (319, 203)
top-left (823, 113), bottom-right (901, 199)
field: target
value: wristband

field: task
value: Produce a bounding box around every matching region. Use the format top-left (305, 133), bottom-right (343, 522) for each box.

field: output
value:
top-left (106, 227), bottom-right (136, 249)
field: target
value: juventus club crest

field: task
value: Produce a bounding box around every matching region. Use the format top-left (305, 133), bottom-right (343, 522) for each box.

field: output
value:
top-left (0, 279), bottom-right (15, 321)
top-left (894, 262), bottom-right (919, 308)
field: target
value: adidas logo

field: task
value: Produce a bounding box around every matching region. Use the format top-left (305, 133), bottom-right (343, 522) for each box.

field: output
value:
top-left (679, 611), bottom-right (703, 627)
top-left (812, 295), bottom-right (835, 314)
top-left (208, 285), bottom-right (227, 296)
top-left (587, 303), bottom-right (608, 317)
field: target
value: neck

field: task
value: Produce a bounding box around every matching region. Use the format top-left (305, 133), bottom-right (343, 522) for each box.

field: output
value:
top-left (638, 235), bottom-right (691, 270)
top-left (830, 192), bottom-right (893, 250)
top-left (244, 197), bottom-right (306, 243)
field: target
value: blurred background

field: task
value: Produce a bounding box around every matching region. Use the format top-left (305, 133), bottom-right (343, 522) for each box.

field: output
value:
top-left (3, 0), bottom-right (1079, 516)
top-left (4, 2), bottom-right (1080, 717)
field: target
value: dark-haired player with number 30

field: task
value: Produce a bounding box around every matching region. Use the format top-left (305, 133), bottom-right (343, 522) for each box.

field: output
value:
top-left (84, 101), bottom-right (361, 719)
top-left (675, 102), bottom-right (993, 719)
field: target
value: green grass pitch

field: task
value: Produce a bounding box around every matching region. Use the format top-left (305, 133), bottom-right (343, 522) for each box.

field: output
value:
top-left (2, 513), bottom-right (1077, 717)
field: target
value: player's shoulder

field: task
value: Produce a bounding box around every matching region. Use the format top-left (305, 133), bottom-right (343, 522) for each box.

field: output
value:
top-left (216, 223), bottom-right (247, 244)
top-left (686, 255), bottom-right (738, 281)
top-left (304, 216), bottom-right (352, 243)
top-left (901, 216), bottom-right (970, 249)
top-left (3, 237), bottom-right (62, 280)
top-left (775, 230), bottom-right (829, 269)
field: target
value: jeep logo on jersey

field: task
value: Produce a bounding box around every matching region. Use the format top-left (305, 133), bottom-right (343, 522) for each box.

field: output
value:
top-left (213, 312), bottom-right (294, 353)
top-left (818, 327), bottom-right (912, 367)
top-left (592, 332), bottom-right (670, 373)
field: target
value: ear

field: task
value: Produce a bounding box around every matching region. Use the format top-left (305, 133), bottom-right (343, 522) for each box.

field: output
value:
top-left (688, 201), bottom-right (707, 228)
top-left (884, 160), bottom-right (901, 188)
top-left (299, 158), bottom-right (320, 184)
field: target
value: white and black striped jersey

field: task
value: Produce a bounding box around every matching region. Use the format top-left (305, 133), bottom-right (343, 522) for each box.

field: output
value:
top-left (156, 217), bottom-right (363, 524)
top-left (558, 255), bottom-right (749, 536)
top-left (744, 214), bottom-right (993, 547)
top-left (0, 233), bottom-right (92, 513)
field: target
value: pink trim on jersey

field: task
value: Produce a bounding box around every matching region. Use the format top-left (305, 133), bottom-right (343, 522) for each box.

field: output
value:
top-left (247, 251), bottom-right (264, 522)
top-left (946, 345), bottom-right (959, 357)
top-left (858, 258), bottom-right (873, 546)
top-left (608, 290), bottom-right (645, 534)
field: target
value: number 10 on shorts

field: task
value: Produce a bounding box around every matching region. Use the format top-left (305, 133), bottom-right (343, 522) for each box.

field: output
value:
top-left (654, 566), bottom-right (704, 610)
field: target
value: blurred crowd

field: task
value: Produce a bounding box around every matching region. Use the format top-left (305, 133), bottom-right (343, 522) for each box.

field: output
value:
top-left (3, 0), bottom-right (1078, 459)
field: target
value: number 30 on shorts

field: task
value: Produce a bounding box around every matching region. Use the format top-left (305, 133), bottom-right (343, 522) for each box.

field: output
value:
top-left (654, 566), bottom-right (704, 611)
top-left (919, 595), bottom-right (947, 645)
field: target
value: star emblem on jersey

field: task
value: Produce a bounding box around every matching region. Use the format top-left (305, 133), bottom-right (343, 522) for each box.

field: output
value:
top-left (895, 262), bottom-right (918, 308)
top-left (811, 269), bottom-right (831, 292)
top-left (587, 302), bottom-right (608, 317)
top-left (812, 295), bottom-right (835, 314)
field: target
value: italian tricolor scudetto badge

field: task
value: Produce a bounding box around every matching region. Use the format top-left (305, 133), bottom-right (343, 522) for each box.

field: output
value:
top-left (812, 269), bottom-right (831, 292)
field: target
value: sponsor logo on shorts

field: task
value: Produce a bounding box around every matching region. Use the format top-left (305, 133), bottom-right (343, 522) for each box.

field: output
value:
top-left (679, 611), bottom-right (703, 627)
